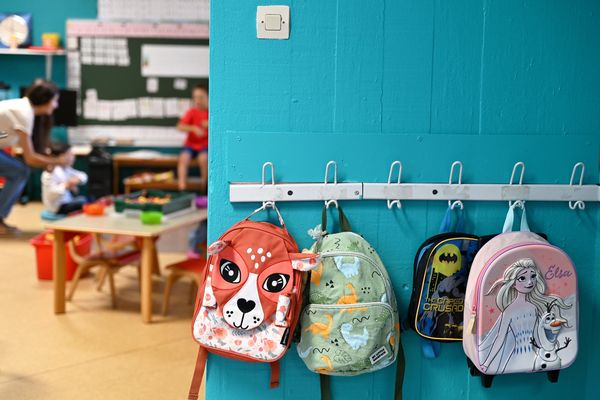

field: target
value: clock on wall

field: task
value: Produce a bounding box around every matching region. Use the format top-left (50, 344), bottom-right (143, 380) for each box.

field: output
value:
top-left (0, 13), bottom-right (32, 49)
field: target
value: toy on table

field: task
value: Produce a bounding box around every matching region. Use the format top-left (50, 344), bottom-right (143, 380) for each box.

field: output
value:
top-left (195, 195), bottom-right (208, 209)
top-left (114, 190), bottom-right (194, 215)
top-left (140, 211), bottom-right (163, 225)
top-left (83, 203), bottom-right (106, 216)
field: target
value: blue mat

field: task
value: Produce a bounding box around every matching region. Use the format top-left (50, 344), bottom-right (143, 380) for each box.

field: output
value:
top-left (41, 210), bottom-right (66, 221)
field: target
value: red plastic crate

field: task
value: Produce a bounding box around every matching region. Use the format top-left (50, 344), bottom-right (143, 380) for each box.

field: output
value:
top-left (30, 231), bottom-right (93, 281)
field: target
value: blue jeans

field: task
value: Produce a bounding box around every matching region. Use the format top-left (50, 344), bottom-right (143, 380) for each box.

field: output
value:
top-left (0, 151), bottom-right (30, 219)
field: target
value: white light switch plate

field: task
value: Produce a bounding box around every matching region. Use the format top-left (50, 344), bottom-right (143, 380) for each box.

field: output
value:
top-left (257, 6), bottom-right (289, 39)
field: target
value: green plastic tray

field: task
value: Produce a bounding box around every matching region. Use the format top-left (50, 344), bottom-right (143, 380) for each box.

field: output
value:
top-left (114, 190), bottom-right (195, 214)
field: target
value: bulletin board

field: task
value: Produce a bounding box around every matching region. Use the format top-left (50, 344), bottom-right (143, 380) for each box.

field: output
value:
top-left (66, 20), bottom-right (209, 146)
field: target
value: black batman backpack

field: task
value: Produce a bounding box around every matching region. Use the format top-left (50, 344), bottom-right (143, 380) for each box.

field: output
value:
top-left (406, 206), bottom-right (480, 358)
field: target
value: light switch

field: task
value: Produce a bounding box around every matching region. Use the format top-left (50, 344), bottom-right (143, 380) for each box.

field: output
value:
top-left (257, 6), bottom-right (289, 39)
top-left (265, 14), bottom-right (282, 31)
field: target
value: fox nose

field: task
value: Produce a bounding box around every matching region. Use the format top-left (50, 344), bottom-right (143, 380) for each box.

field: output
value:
top-left (237, 298), bottom-right (256, 313)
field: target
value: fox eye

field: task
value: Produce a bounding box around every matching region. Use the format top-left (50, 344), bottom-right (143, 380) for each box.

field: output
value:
top-left (220, 259), bottom-right (241, 284)
top-left (263, 273), bottom-right (290, 293)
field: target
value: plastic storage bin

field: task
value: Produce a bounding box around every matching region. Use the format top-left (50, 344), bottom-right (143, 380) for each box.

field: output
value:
top-left (114, 190), bottom-right (195, 214)
top-left (30, 231), bottom-right (93, 281)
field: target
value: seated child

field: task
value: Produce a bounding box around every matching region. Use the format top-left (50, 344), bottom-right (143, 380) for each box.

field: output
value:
top-left (176, 84), bottom-right (208, 191)
top-left (41, 142), bottom-right (88, 215)
top-left (187, 220), bottom-right (207, 259)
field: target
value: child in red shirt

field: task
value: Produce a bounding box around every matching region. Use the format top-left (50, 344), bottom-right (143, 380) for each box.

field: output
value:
top-left (176, 85), bottom-right (208, 191)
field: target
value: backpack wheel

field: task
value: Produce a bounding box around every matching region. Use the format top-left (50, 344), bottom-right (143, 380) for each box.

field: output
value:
top-left (480, 374), bottom-right (494, 388)
top-left (547, 370), bottom-right (560, 383)
top-left (466, 357), bottom-right (474, 369)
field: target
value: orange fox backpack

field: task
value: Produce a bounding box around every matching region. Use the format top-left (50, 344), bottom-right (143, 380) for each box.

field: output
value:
top-left (187, 205), bottom-right (319, 400)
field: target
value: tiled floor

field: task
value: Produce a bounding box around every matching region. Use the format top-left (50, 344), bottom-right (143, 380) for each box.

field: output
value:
top-left (0, 203), bottom-right (204, 399)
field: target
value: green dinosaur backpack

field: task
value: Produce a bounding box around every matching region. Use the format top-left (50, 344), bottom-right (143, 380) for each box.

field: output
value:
top-left (296, 205), bottom-right (405, 399)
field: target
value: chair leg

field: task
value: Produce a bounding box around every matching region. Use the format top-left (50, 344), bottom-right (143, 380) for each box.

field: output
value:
top-left (96, 268), bottom-right (107, 291)
top-left (136, 264), bottom-right (141, 286)
top-left (68, 262), bottom-right (93, 301)
top-left (188, 281), bottom-right (198, 305)
top-left (107, 268), bottom-right (117, 309)
top-left (162, 273), bottom-right (180, 316)
top-left (152, 249), bottom-right (161, 277)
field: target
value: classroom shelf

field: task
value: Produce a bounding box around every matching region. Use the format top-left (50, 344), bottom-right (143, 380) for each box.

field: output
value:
top-left (0, 48), bottom-right (66, 80)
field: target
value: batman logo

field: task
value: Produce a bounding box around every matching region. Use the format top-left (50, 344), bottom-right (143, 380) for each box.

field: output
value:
top-left (432, 244), bottom-right (461, 276)
top-left (438, 253), bottom-right (458, 264)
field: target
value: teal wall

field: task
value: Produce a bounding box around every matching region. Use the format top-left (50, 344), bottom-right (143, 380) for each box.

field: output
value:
top-left (209, 1), bottom-right (600, 400)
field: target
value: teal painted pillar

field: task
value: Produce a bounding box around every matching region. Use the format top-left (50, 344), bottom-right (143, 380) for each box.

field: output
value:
top-left (207, 1), bottom-right (600, 399)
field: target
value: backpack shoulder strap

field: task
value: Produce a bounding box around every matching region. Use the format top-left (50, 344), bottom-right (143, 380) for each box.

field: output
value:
top-left (320, 374), bottom-right (332, 400)
top-left (188, 347), bottom-right (208, 400)
top-left (270, 360), bottom-right (281, 388)
top-left (394, 340), bottom-right (405, 400)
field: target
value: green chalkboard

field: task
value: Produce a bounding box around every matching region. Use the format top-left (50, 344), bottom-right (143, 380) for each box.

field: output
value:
top-left (78, 37), bottom-right (209, 126)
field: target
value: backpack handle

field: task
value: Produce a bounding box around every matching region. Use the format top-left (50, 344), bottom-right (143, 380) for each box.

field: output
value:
top-left (245, 201), bottom-right (286, 227)
top-left (502, 200), bottom-right (530, 233)
top-left (439, 204), bottom-right (465, 233)
top-left (321, 203), bottom-right (352, 234)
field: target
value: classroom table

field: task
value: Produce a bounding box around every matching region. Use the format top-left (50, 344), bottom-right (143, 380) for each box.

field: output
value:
top-left (46, 207), bottom-right (207, 323)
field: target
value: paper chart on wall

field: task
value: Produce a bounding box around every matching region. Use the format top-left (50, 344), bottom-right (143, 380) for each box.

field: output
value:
top-left (83, 93), bottom-right (189, 121)
top-left (80, 37), bottom-right (130, 66)
top-left (141, 44), bottom-right (209, 78)
top-left (98, 0), bottom-right (210, 22)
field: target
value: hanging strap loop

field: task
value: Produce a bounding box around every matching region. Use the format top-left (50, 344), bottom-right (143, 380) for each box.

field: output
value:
top-left (502, 200), bottom-right (530, 233)
top-left (245, 201), bottom-right (286, 227)
top-left (439, 205), bottom-right (465, 233)
top-left (321, 204), bottom-right (352, 233)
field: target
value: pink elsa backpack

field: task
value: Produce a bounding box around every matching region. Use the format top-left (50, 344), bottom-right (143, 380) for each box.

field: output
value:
top-left (463, 202), bottom-right (578, 387)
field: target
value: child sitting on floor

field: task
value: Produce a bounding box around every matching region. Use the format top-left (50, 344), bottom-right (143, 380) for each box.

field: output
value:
top-left (41, 142), bottom-right (88, 215)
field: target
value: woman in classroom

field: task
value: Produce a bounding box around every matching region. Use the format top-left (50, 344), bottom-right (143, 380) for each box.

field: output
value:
top-left (0, 79), bottom-right (66, 235)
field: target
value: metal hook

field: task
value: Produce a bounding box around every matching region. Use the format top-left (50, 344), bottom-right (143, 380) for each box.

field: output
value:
top-left (261, 162), bottom-right (275, 186)
top-left (448, 161), bottom-right (464, 209)
top-left (512, 200), bottom-right (526, 209)
top-left (324, 161), bottom-right (338, 208)
top-left (449, 200), bottom-right (464, 210)
top-left (387, 161), bottom-right (402, 209)
top-left (325, 199), bottom-right (339, 209)
top-left (324, 161), bottom-right (338, 184)
top-left (568, 162), bottom-right (586, 210)
top-left (508, 161), bottom-right (526, 207)
top-left (261, 162), bottom-right (275, 208)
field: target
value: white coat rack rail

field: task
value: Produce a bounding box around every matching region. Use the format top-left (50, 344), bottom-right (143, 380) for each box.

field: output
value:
top-left (228, 161), bottom-right (599, 210)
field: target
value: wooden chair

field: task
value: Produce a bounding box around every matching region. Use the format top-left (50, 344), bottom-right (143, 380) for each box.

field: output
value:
top-left (67, 234), bottom-right (159, 308)
top-left (161, 257), bottom-right (207, 316)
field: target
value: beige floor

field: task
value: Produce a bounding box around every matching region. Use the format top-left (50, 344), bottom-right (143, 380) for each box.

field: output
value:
top-left (0, 203), bottom-right (204, 400)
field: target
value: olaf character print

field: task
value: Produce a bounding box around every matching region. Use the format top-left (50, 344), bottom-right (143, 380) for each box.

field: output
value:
top-left (478, 258), bottom-right (577, 374)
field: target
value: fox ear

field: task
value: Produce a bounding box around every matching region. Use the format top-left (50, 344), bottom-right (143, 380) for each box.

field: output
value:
top-left (290, 251), bottom-right (321, 271)
top-left (207, 240), bottom-right (229, 255)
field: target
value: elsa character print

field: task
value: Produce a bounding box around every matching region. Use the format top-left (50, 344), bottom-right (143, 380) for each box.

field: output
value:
top-left (478, 258), bottom-right (571, 374)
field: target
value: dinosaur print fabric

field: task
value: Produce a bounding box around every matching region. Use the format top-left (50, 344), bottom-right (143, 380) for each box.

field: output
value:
top-left (297, 230), bottom-right (400, 376)
top-left (298, 303), bottom-right (395, 375)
